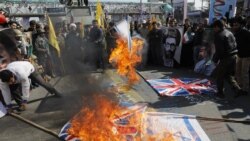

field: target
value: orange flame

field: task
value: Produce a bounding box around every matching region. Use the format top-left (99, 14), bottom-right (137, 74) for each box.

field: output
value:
top-left (67, 95), bottom-right (144, 141)
top-left (143, 131), bottom-right (175, 141)
top-left (109, 37), bottom-right (144, 85)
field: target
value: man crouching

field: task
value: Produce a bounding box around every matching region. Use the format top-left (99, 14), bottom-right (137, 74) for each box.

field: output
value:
top-left (0, 61), bottom-right (62, 113)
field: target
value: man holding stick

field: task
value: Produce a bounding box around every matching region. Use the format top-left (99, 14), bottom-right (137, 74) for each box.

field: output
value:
top-left (0, 61), bottom-right (62, 113)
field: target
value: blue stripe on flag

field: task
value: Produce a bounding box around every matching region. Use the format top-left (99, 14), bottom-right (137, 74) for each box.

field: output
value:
top-left (183, 117), bottom-right (202, 141)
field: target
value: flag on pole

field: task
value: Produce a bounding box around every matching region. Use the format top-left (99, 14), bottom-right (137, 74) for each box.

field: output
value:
top-left (95, 0), bottom-right (104, 28)
top-left (47, 16), bottom-right (60, 57)
top-left (114, 20), bottom-right (132, 49)
top-left (80, 18), bottom-right (84, 38)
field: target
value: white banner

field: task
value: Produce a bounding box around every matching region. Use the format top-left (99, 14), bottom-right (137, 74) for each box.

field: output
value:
top-left (114, 20), bottom-right (132, 49)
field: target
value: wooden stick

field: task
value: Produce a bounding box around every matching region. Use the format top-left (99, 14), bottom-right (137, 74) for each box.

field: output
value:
top-left (171, 115), bottom-right (250, 124)
top-left (8, 112), bottom-right (62, 140)
top-left (195, 116), bottom-right (250, 124)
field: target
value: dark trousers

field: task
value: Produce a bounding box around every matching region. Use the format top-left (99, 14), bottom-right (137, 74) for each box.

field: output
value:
top-left (29, 70), bottom-right (56, 94)
top-left (89, 42), bottom-right (104, 69)
top-left (0, 91), bottom-right (5, 105)
top-left (9, 84), bottom-right (23, 106)
top-left (216, 55), bottom-right (241, 94)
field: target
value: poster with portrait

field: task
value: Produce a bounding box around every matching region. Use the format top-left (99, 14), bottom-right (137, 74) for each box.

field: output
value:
top-left (163, 27), bottom-right (183, 67)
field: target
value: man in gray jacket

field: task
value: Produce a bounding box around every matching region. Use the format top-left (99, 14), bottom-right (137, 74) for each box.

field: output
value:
top-left (213, 20), bottom-right (247, 98)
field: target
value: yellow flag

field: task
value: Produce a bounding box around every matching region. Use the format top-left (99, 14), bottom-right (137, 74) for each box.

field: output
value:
top-left (152, 16), bottom-right (156, 22)
top-left (48, 16), bottom-right (60, 57)
top-left (95, 0), bottom-right (104, 28)
top-left (80, 18), bottom-right (84, 38)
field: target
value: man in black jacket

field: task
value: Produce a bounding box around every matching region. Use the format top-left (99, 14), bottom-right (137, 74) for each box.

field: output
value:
top-left (88, 20), bottom-right (104, 71)
top-left (233, 16), bottom-right (250, 94)
top-left (213, 20), bottom-right (247, 98)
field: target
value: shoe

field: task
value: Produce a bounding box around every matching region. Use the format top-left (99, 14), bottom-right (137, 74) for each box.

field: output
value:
top-left (216, 93), bottom-right (225, 99)
top-left (7, 108), bottom-right (13, 114)
top-left (234, 90), bottom-right (248, 98)
top-left (18, 104), bottom-right (27, 111)
top-left (7, 108), bottom-right (21, 114)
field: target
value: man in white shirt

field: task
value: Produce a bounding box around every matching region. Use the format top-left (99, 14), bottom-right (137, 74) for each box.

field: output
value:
top-left (0, 61), bottom-right (61, 112)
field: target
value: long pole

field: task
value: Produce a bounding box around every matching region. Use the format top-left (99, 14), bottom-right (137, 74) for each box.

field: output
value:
top-left (183, 0), bottom-right (187, 23)
top-left (201, 0), bottom-right (204, 11)
top-left (140, 0), bottom-right (142, 22)
top-left (8, 113), bottom-right (61, 140)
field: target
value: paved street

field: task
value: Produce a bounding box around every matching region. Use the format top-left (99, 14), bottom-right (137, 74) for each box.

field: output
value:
top-left (138, 66), bottom-right (250, 141)
top-left (0, 67), bottom-right (250, 141)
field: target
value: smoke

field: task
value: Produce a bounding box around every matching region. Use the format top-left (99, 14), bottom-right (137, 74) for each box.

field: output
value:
top-left (42, 30), bottom-right (116, 119)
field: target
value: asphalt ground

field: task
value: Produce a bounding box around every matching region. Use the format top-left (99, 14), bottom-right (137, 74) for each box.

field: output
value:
top-left (0, 67), bottom-right (250, 141)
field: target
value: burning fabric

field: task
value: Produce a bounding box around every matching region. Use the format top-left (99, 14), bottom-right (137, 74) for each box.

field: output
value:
top-left (147, 78), bottom-right (217, 96)
top-left (109, 37), bottom-right (144, 85)
top-left (59, 99), bottom-right (211, 141)
top-left (59, 95), bottom-right (147, 141)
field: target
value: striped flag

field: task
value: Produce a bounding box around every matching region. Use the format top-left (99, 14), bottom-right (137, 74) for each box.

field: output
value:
top-left (147, 78), bottom-right (217, 96)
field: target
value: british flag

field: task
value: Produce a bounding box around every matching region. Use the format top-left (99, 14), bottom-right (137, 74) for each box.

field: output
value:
top-left (59, 103), bottom-right (147, 141)
top-left (59, 121), bottom-right (80, 141)
top-left (147, 78), bottom-right (217, 96)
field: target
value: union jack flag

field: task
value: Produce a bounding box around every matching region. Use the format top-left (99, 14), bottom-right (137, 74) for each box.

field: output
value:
top-left (147, 78), bottom-right (217, 96)
top-left (59, 122), bottom-right (80, 141)
top-left (59, 103), bottom-right (147, 141)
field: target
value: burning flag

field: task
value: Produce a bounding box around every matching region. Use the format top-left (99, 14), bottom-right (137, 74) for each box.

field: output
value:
top-left (114, 20), bottom-right (132, 49)
top-left (65, 95), bottom-right (147, 141)
top-left (109, 37), bottom-right (144, 85)
top-left (59, 95), bottom-right (211, 141)
top-left (109, 20), bottom-right (144, 85)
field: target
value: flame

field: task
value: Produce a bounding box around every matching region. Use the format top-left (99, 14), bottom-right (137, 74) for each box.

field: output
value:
top-left (143, 131), bottom-right (175, 141)
top-left (109, 37), bottom-right (144, 85)
top-left (67, 95), bottom-right (144, 141)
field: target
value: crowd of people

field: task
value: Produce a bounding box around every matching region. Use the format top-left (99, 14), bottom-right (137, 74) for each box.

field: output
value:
top-left (0, 12), bottom-right (249, 116)
top-left (131, 15), bottom-right (250, 99)
top-left (0, 15), bottom-right (65, 114)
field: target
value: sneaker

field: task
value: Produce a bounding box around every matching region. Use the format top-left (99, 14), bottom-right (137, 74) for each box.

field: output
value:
top-left (18, 104), bottom-right (27, 111)
top-left (216, 93), bottom-right (225, 99)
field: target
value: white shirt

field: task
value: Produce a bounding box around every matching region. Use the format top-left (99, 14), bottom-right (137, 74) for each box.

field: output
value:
top-left (0, 61), bottom-right (35, 105)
